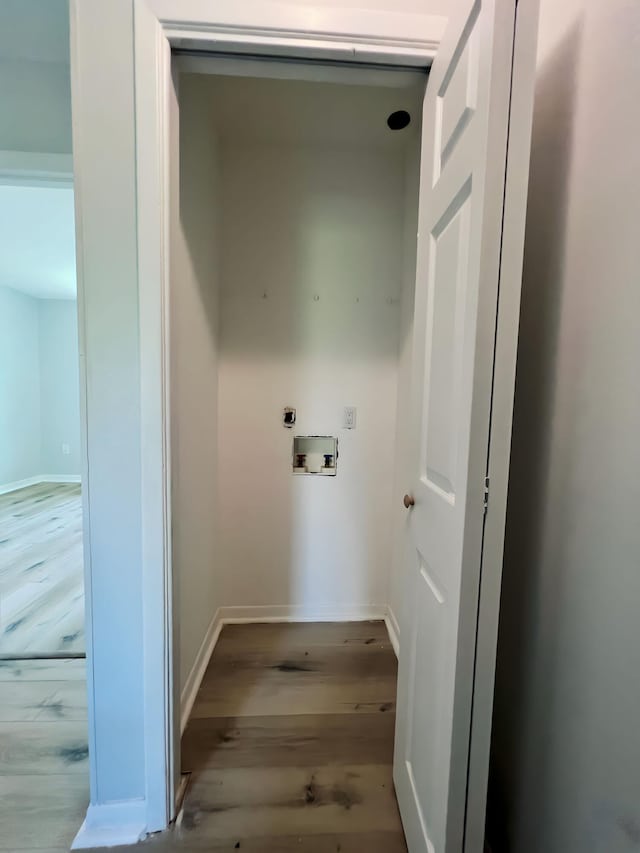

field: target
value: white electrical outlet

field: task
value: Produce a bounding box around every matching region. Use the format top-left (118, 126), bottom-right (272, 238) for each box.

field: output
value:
top-left (343, 407), bottom-right (357, 429)
top-left (62, 443), bottom-right (71, 456)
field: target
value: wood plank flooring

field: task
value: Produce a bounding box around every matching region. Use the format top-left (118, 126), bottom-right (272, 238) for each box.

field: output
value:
top-left (82, 620), bottom-right (407, 853)
top-left (0, 483), bottom-right (85, 656)
top-left (0, 657), bottom-right (89, 851)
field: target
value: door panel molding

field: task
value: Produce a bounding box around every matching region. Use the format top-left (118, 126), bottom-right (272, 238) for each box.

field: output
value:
top-left (393, 1), bottom-right (539, 851)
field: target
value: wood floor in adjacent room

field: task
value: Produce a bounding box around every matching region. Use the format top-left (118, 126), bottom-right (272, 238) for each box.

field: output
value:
top-left (85, 620), bottom-right (408, 853)
top-left (0, 657), bottom-right (89, 852)
top-left (0, 483), bottom-right (85, 657)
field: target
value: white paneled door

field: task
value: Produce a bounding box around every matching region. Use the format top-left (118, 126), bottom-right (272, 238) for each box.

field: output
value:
top-left (394, 1), bottom-right (537, 851)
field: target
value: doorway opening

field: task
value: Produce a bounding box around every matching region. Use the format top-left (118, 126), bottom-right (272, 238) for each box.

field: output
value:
top-left (0, 173), bottom-right (89, 849)
top-left (170, 59), bottom-right (425, 844)
top-left (0, 181), bottom-right (84, 658)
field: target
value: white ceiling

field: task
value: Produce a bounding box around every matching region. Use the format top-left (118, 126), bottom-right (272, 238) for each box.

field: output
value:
top-left (0, 184), bottom-right (76, 299)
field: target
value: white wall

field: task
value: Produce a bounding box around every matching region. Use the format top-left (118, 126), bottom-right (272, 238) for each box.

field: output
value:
top-left (489, 2), bottom-right (640, 851)
top-left (0, 0), bottom-right (72, 154)
top-left (216, 141), bottom-right (406, 613)
top-left (38, 298), bottom-right (81, 476)
top-left (0, 0), bottom-right (70, 63)
top-left (0, 58), bottom-right (72, 154)
top-left (172, 75), bottom-right (222, 694)
top-left (0, 287), bottom-right (80, 486)
top-left (0, 285), bottom-right (41, 484)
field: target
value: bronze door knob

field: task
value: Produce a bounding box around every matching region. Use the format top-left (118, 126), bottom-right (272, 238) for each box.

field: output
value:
top-left (403, 494), bottom-right (415, 509)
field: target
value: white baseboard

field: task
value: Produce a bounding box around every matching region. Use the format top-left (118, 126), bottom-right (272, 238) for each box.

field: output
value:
top-left (218, 603), bottom-right (387, 624)
top-left (179, 603), bottom-right (388, 734)
top-left (384, 606), bottom-right (400, 658)
top-left (0, 475), bottom-right (42, 495)
top-left (71, 800), bottom-right (147, 849)
top-left (180, 609), bottom-right (224, 735)
top-left (0, 474), bottom-right (81, 495)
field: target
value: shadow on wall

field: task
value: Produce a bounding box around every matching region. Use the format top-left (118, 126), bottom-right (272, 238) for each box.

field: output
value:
top-left (215, 142), bottom-right (405, 611)
top-left (486, 16), bottom-right (583, 853)
top-left (171, 76), bottom-right (223, 695)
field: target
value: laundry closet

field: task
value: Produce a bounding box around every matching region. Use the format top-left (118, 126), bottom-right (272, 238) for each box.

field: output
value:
top-left (170, 58), bottom-right (426, 703)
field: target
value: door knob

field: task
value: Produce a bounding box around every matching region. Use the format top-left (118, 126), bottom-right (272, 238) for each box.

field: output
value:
top-left (403, 494), bottom-right (415, 509)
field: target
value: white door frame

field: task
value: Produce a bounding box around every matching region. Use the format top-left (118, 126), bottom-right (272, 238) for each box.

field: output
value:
top-left (72, 0), bottom-right (530, 843)
top-left (132, 0), bottom-right (445, 834)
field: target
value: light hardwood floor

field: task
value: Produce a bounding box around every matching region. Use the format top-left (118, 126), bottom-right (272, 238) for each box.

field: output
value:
top-left (84, 620), bottom-right (407, 852)
top-left (0, 483), bottom-right (84, 657)
top-left (0, 656), bottom-right (89, 852)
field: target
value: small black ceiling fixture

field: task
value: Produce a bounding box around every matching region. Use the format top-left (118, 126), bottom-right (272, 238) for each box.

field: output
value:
top-left (387, 110), bottom-right (411, 130)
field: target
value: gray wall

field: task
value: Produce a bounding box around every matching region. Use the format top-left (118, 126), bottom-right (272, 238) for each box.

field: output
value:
top-left (0, 285), bottom-right (41, 483)
top-left (39, 298), bottom-right (82, 475)
top-left (489, 1), bottom-right (640, 851)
